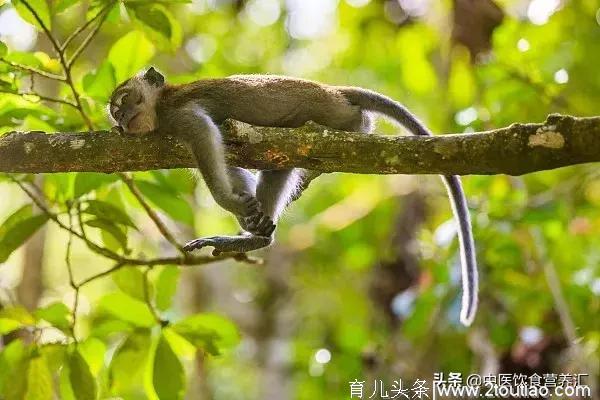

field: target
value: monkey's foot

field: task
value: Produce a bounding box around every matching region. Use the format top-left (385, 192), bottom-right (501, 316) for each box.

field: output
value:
top-left (241, 212), bottom-right (276, 237)
top-left (183, 234), bottom-right (273, 256)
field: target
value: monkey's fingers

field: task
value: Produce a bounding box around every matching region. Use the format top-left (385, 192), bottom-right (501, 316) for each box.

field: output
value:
top-left (110, 125), bottom-right (125, 136)
top-left (237, 192), bottom-right (261, 216)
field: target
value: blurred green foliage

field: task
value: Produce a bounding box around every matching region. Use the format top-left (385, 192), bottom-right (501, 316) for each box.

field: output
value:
top-left (0, 0), bottom-right (599, 399)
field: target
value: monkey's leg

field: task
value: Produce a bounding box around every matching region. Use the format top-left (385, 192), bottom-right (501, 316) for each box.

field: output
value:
top-left (183, 167), bottom-right (274, 255)
top-left (228, 167), bottom-right (276, 235)
top-left (255, 169), bottom-right (304, 222)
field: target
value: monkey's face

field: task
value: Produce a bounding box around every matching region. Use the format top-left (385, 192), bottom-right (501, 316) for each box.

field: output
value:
top-left (108, 67), bottom-right (165, 134)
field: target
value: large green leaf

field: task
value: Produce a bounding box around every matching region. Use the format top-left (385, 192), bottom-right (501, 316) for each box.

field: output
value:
top-left (73, 172), bottom-right (118, 198)
top-left (155, 266), bottom-right (180, 311)
top-left (0, 318), bottom-right (23, 335)
top-left (135, 180), bottom-right (194, 226)
top-left (53, 0), bottom-right (78, 13)
top-left (12, 0), bottom-right (52, 31)
top-left (97, 292), bottom-right (155, 328)
top-left (34, 302), bottom-right (71, 332)
top-left (113, 267), bottom-right (147, 301)
top-left (82, 61), bottom-right (117, 102)
top-left (83, 199), bottom-right (136, 229)
top-left (24, 354), bottom-right (53, 400)
top-left (130, 5), bottom-right (171, 41)
top-left (85, 218), bottom-right (128, 251)
top-left (4, 358), bottom-right (29, 400)
top-left (108, 31), bottom-right (155, 82)
top-left (68, 350), bottom-right (96, 400)
top-left (0, 41), bottom-right (7, 58)
top-left (0, 205), bottom-right (48, 263)
top-left (109, 329), bottom-right (151, 393)
top-left (153, 333), bottom-right (185, 400)
top-left (0, 341), bottom-right (27, 394)
top-left (171, 313), bottom-right (240, 356)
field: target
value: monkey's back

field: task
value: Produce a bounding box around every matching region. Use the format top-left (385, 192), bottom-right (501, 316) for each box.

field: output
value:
top-left (157, 75), bottom-right (364, 131)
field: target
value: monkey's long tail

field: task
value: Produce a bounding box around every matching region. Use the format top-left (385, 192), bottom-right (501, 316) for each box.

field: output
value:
top-left (339, 87), bottom-right (478, 326)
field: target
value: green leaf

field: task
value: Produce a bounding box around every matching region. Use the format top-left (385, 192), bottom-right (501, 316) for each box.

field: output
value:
top-left (97, 292), bottom-right (155, 327)
top-left (0, 340), bottom-right (27, 394)
top-left (12, 0), bottom-right (52, 31)
top-left (153, 333), bottom-right (185, 400)
top-left (82, 61), bottom-right (117, 101)
top-left (40, 344), bottom-right (67, 374)
top-left (3, 51), bottom-right (43, 69)
top-left (73, 172), bottom-right (118, 198)
top-left (155, 266), bottom-right (180, 311)
top-left (77, 338), bottom-right (106, 376)
top-left (130, 5), bottom-right (172, 41)
top-left (113, 267), bottom-right (147, 301)
top-left (84, 199), bottom-right (136, 229)
top-left (4, 357), bottom-right (29, 400)
top-left (25, 354), bottom-right (53, 400)
top-left (85, 218), bottom-right (128, 251)
top-left (135, 180), bottom-right (194, 226)
top-left (68, 350), bottom-right (96, 400)
top-left (0, 41), bottom-right (7, 58)
top-left (34, 302), bottom-right (71, 332)
top-left (0, 306), bottom-right (36, 325)
top-left (0, 318), bottom-right (23, 335)
top-left (171, 313), bottom-right (239, 356)
top-left (108, 31), bottom-right (155, 83)
top-left (0, 205), bottom-right (49, 263)
top-left (150, 170), bottom-right (196, 195)
top-left (53, 0), bottom-right (78, 13)
top-left (109, 329), bottom-right (151, 393)
top-left (58, 364), bottom-right (76, 400)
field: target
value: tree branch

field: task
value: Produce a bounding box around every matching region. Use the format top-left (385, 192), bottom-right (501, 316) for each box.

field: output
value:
top-left (1, 114), bottom-right (598, 176)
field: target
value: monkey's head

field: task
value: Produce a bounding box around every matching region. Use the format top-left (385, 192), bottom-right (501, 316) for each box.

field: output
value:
top-left (108, 67), bottom-right (165, 134)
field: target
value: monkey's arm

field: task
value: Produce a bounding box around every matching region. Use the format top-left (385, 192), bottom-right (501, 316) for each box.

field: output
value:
top-left (173, 105), bottom-right (262, 218)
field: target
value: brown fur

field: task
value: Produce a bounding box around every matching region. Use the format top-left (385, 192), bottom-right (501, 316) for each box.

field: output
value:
top-left (156, 75), bottom-right (365, 131)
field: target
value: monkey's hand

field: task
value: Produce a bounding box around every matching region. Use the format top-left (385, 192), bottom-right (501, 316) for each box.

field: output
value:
top-left (183, 234), bottom-right (273, 255)
top-left (220, 191), bottom-right (262, 217)
top-left (110, 125), bottom-right (125, 135)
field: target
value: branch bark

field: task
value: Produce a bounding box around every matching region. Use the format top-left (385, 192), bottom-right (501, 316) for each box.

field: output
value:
top-left (1, 114), bottom-right (598, 176)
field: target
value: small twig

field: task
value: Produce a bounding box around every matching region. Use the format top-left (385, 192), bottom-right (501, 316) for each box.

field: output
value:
top-left (0, 59), bottom-right (66, 81)
top-left (18, 0), bottom-right (63, 60)
top-left (143, 267), bottom-right (166, 326)
top-left (530, 229), bottom-right (578, 342)
top-left (77, 261), bottom-right (124, 287)
top-left (12, 176), bottom-right (120, 260)
top-left (0, 89), bottom-right (78, 108)
top-left (12, 176), bottom-right (258, 267)
top-left (66, 4), bottom-right (113, 69)
top-left (18, 0), bottom-right (94, 129)
top-left (65, 206), bottom-right (79, 343)
top-left (60, 1), bottom-right (116, 51)
top-left (120, 173), bottom-right (186, 253)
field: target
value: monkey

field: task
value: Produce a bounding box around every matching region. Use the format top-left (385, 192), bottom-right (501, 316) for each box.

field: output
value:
top-left (108, 67), bottom-right (478, 326)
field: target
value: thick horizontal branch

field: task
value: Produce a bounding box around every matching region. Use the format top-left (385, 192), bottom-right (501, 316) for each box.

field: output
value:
top-left (1, 114), bottom-right (599, 176)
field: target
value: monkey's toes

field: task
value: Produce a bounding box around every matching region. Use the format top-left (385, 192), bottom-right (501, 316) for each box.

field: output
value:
top-left (245, 213), bottom-right (275, 236)
top-left (183, 237), bottom-right (216, 252)
top-left (255, 215), bottom-right (276, 236)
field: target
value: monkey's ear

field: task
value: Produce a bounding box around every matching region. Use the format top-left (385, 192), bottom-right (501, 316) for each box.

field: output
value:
top-left (143, 67), bottom-right (165, 87)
